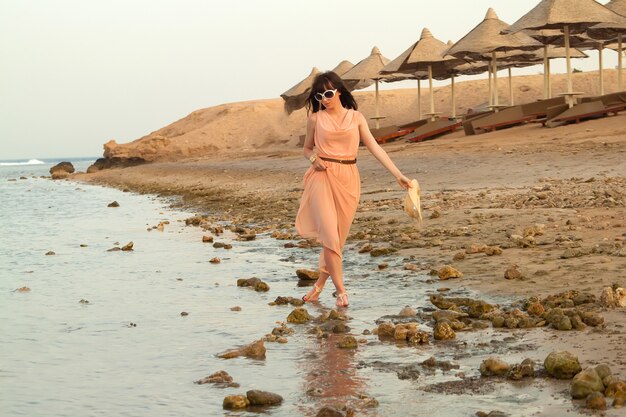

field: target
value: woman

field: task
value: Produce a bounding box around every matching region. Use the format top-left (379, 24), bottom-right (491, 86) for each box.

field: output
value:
top-left (295, 71), bottom-right (413, 307)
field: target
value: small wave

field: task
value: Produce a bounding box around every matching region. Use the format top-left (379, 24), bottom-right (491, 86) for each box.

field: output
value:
top-left (0, 159), bottom-right (46, 166)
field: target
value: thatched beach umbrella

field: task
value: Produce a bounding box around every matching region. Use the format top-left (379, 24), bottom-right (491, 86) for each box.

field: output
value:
top-left (586, 0), bottom-right (626, 91)
top-left (381, 28), bottom-right (465, 120)
top-left (446, 8), bottom-right (543, 109)
top-left (506, 0), bottom-right (626, 107)
top-left (331, 60), bottom-right (375, 91)
top-left (341, 46), bottom-right (390, 128)
top-left (281, 67), bottom-right (322, 115)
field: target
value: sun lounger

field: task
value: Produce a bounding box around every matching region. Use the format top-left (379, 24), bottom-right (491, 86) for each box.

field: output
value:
top-left (406, 118), bottom-right (462, 143)
top-left (462, 110), bottom-right (494, 135)
top-left (545, 100), bottom-right (624, 128)
top-left (519, 96), bottom-right (567, 118)
top-left (579, 91), bottom-right (626, 107)
top-left (471, 105), bottom-right (534, 134)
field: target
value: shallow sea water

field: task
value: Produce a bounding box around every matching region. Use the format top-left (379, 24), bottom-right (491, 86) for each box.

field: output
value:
top-left (0, 161), bottom-right (608, 416)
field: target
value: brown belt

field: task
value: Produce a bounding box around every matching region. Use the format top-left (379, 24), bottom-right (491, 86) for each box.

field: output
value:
top-left (319, 156), bottom-right (357, 165)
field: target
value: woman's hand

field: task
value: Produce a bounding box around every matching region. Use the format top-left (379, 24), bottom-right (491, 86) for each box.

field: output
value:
top-left (396, 174), bottom-right (413, 190)
top-left (312, 159), bottom-right (327, 171)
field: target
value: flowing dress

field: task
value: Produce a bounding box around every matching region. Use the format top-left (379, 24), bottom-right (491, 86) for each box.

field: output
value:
top-left (295, 109), bottom-right (362, 259)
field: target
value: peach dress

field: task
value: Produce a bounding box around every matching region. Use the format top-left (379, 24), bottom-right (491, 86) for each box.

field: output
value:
top-left (295, 109), bottom-right (362, 258)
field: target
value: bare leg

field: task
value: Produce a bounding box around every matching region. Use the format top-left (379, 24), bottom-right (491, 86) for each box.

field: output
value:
top-left (303, 250), bottom-right (330, 301)
top-left (323, 247), bottom-right (349, 306)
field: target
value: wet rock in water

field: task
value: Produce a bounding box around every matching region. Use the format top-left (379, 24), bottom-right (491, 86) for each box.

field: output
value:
top-left (246, 389), bottom-right (283, 406)
top-left (79, 299), bottom-right (89, 304)
top-left (331, 322), bottom-right (350, 334)
top-left (453, 252), bottom-right (466, 261)
top-left (209, 257), bottom-right (221, 264)
top-left (355, 393), bottom-right (379, 408)
top-left (195, 370), bottom-right (238, 387)
top-left (378, 262), bottom-right (389, 270)
top-left (50, 162), bottom-right (75, 179)
top-left (107, 201), bottom-right (120, 208)
top-left (475, 411), bottom-right (508, 417)
top-left (272, 296), bottom-right (304, 307)
top-left (421, 356), bottom-right (460, 371)
top-left (571, 367), bottom-right (605, 399)
top-left (180, 311), bottom-right (189, 316)
top-left (121, 241), bottom-right (134, 251)
top-left (433, 322), bottom-right (456, 340)
top-left (202, 235), bottom-right (214, 243)
top-left (480, 358), bottom-right (510, 377)
top-left (507, 359), bottom-right (535, 380)
top-left (287, 307), bottom-right (310, 324)
top-left (358, 243), bottom-right (373, 253)
top-left (376, 322), bottom-right (396, 338)
top-left (45, 251), bottom-right (55, 256)
top-left (579, 311), bottom-right (604, 327)
top-left (585, 391), bottom-right (607, 410)
top-left (315, 406), bottom-right (346, 417)
top-left (238, 233), bottom-right (256, 241)
top-left (594, 364), bottom-right (612, 383)
top-left (484, 246), bottom-right (503, 256)
top-left (394, 326), bottom-right (408, 340)
top-left (504, 264), bottom-right (524, 280)
top-left (223, 394), bottom-right (249, 410)
top-left (432, 310), bottom-right (468, 322)
top-left (605, 380), bottom-right (626, 397)
top-left (230, 306), bottom-right (241, 311)
top-left (526, 302), bottom-right (545, 317)
top-left (404, 262), bottom-right (418, 271)
top-left (271, 323), bottom-right (295, 337)
top-left (614, 391), bottom-right (626, 407)
top-left (544, 351), bottom-right (582, 379)
top-left (218, 339), bottom-right (266, 360)
top-left (295, 269), bottom-right (319, 281)
top-left (337, 335), bottom-right (358, 349)
top-left (437, 265), bottom-right (463, 280)
top-left (237, 277), bottom-right (270, 292)
top-left (370, 247), bottom-right (397, 257)
top-left (398, 306), bottom-right (417, 317)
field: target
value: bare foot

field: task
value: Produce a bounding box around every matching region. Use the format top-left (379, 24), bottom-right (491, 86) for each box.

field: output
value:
top-left (303, 284), bottom-right (323, 302)
top-left (336, 292), bottom-right (349, 307)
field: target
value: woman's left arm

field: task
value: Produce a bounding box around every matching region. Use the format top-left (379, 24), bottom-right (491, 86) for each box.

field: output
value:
top-left (358, 114), bottom-right (412, 190)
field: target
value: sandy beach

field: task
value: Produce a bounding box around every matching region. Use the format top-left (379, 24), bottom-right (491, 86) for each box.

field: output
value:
top-left (75, 71), bottom-right (626, 414)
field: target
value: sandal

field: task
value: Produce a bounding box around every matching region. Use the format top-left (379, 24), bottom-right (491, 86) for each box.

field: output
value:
top-left (336, 292), bottom-right (349, 308)
top-left (303, 284), bottom-right (323, 302)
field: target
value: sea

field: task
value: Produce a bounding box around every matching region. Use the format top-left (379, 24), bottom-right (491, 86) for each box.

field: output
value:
top-left (0, 158), bottom-right (585, 417)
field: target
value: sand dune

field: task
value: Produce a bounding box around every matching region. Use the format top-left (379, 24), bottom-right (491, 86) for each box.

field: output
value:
top-left (102, 70), bottom-right (621, 162)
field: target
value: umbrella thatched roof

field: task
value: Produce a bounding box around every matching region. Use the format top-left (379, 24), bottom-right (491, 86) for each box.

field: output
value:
top-left (341, 46), bottom-right (390, 81)
top-left (330, 60), bottom-right (375, 91)
top-left (280, 67), bottom-right (321, 114)
top-left (507, 0), bottom-right (626, 34)
top-left (380, 28), bottom-right (464, 78)
top-left (524, 29), bottom-right (596, 46)
top-left (446, 8), bottom-right (543, 60)
top-left (586, 20), bottom-right (626, 41)
top-left (606, 0), bottom-right (626, 17)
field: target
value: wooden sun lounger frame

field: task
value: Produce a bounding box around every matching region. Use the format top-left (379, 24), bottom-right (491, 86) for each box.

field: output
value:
top-left (406, 119), bottom-right (462, 143)
top-left (549, 104), bottom-right (626, 124)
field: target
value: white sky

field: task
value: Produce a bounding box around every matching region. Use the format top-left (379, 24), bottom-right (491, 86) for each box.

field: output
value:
top-left (0, 0), bottom-right (621, 159)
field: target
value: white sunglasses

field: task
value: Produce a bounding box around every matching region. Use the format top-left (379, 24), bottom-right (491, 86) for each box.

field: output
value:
top-left (314, 89), bottom-right (337, 102)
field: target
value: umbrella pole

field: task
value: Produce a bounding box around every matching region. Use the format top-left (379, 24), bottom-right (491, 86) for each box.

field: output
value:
top-left (451, 74), bottom-right (456, 119)
top-left (488, 63), bottom-right (493, 107)
top-left (618, 35), bottom-right (623, 92)
top-left (417, 79), bottom-right (422, 120)
top-left (547, 58), bottom-right (552, 98)
top-left (508, 67), bottom-right (514, 106)
top-left (543, 46), bottom-right (549, 99)
top-left (375, 80), bottom-right (380, 129)
top-left (564, 25), bottom-right (574, 108)
top-left (428, 65), bottom-right (435, 121)
top-left (598, 43), bottom-right (604, 96)
top-left (492, 52), bottom-right (499, 108)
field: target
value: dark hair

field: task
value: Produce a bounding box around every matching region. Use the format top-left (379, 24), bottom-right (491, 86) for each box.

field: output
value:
top-left (306, 71), bottom-right (358, 114)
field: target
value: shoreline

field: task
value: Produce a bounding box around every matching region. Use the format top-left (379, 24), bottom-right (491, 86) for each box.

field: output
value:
top-left (76, 113), bottom-right (626, 383)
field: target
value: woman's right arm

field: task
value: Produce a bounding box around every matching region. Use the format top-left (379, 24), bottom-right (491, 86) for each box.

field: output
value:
top-left (302, 113), bottom-right (326, 171)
